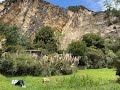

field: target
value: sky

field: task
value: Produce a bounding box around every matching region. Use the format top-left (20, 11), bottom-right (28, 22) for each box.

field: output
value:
top-left (0, 0), bottom-right (107, 12)
top-left (45, 0), bottom-right (106, 12)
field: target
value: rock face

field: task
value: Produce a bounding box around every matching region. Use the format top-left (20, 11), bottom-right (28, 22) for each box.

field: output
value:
top-left (0, 0), bottom-right (120, 49)
top-left (0, 2), bottom-right (4, 11)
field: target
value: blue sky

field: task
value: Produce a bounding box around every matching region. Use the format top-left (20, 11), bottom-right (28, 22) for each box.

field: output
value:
top-left (0, 0), bottom-right (106, 12)
top-left (45, 0), bottom-right (106, 12)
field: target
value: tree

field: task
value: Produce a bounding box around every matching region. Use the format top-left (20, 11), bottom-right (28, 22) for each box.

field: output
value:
top-left (0, 23), bottom-right (19, 46)
top-left (82, 33), bottom-right (105, 49)
top-left (67, 40), bottom-right (86, 57)
top-left (0, 23), bottom-right (31, 52)
top-left (34, 26), bottom-right (58, 53)
top-left (104, 0), bottom-right (120, 19)
top-left (86, 47), bottom-right (106, 68)
top-left (17, 34), bottom-right (32, 49)
top-left (105, 36), bottom-right (120, 52)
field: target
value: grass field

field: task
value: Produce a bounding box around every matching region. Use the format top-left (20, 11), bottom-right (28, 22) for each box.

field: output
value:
top-left (0, 68), bottom-right (120, 90)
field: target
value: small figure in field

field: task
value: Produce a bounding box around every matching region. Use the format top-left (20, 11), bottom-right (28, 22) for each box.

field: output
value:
top-left (42, 78), bottom-right (50, 83)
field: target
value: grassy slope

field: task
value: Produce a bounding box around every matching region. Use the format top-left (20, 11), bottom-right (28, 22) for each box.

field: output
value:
top-left (0, 68), bottom-right (120, 90)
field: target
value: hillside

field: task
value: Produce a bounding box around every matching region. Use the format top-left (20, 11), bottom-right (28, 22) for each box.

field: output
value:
top-left (0, 0), bottom-right (120, 49)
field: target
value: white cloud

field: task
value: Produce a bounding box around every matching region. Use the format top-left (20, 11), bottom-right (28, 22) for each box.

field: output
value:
top-left (85, 0), bottom-right (108, 11)
top-left (97, 0), bottom-right (108, 11)
top-left (0, 0), bottom-right (4, 2)
top-left (98, 0), bottom-right (120, 11)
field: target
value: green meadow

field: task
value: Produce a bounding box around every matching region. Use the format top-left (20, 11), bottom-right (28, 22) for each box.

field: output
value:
top-left (1, 68), bottom-right (120, 90)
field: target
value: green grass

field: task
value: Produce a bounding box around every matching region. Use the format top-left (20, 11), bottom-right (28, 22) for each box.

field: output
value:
top-left (0, 68), bottom-right (120, 90)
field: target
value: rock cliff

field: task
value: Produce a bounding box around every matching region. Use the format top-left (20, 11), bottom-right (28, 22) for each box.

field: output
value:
top-left (0, 0), bottom-right (120, 49)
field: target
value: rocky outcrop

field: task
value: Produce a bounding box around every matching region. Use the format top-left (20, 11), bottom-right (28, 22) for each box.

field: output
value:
top-left (0, 0), bottom-right (120, 49)
top-left (0, 2), bottom-right (4, 11)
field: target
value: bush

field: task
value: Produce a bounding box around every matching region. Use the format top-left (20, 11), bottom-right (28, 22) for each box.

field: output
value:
top-left (105, 36), bottom-right (120, 52)
top-left (105, 50), bottom-right (117, 68)
top-left (82, 33), bottom-right (105, 49)
top-left (39, 54), bottom-right (79, 76)
top-left (0, 23), bottom-right (32, 51)
top-left (86, 47), bottom-right (106, 68)
top-left (5, 45), bottom-right (22, 53)
top-left (67, 41), bottom-right (86, 57)
top-left (116, 50), bottom-right (120, 59)
top-left (0, 53), bottom-right (79, 76)
top-left (0, 23), bottom-right (19, 46)
top-left (115, 51), bottom-right (120, 77)
top-left (18, 34), bottom-right (32, 49)
top-left (68, 6), bottom-right (90, 12)
top-left (34, 26), bottom-right (58, 53)
top-left (0, 58), bottom-right (16, 76)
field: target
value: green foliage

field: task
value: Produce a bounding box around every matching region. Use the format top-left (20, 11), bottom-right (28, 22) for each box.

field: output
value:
top-left (34, 26), bottom-right (58, 53)
top-left (105, 50), bottom-right (117, 68)
top-left (0, 23), bottom-right (19, 46)
top-left (5, 45), bottom-right (22, 53)
top-left (0, 53), bottom-right (79, 76)
top-left (115, 50), bottom-right (120, 78)
top-left (15, 53), bottom-right (41, 76)
top-left (66, 33), bottom-right (119, 69)
top-left (116, 50), bottom-right (120, 58)
top-left (105, 36), bottom-right (120, 52)
top-left (104, 0), bottom-right (120, 20)
top-left (0, 49), bottom-right (2, 58)
top-left (82, 33), bottom-right (105, 49)
top-left (17, 35), bottom-right (32, 49)
top-left (86, 47), bottom-right (106, 68)
top-left (68, 6), bottom-right (89, 12)
top-left (0, 23), bottom-right (32, 51)
top-left (0, 58), bottom-right (16, 76)
top-left (67, 41), bottom-right (86, 57)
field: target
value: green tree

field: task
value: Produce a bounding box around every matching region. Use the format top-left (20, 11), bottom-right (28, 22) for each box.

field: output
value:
top-left (67, 41), bottom-right (86, 57)
top-left (86, 47), bottom-right (106, 68)
top-left (104, 0), bottom-right (120, 19)
top-left (18, 35), bottom-right (32, 49)
top-left (105, 36), bottom-right (120, 52)
top-left (34, 26), bottom-right (58, 53)
top-left (0, 23), bottom-right (31, 52)
top-left (82, 33), bottom-right (105, 49)
top-left (0, 23), bottom-right (19, 46)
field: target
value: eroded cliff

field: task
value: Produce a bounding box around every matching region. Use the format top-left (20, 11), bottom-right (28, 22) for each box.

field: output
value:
top-left (0, 0), bottom-right (120, 49)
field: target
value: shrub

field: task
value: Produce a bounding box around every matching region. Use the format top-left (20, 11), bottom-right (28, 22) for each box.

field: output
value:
top-left (105, 50), bottom-right (117, 68)
top-left (86, 47), bottom-right (106, 68)
top-left (0, 23), bottom-right (19, 46)
top-left (68, 6), bottom-right (90, 12)
top-left (34, 26), bottom-right (58, 53)
top-left (116, 50), bottom-right (120, 59)
top-left (82, 33), bottom-right (105, 49)
top-left (67, 41), bottom-right (86, 57)
top-left (39, 53), bottom-right (79, 76)
top-left (18, 34), bottom-right (32, 49)
top-left (0, 58), bottom-right (16, 76)
top-left (105, 36), bottom-right (120, 52)
top-left (115, 51), bottom-right (120, 76)
top-left (5, 45), bottom-right (22, 53)
top-left (0, 49), bottom-right (2, 57)
top-left (0, 23), bottom-right (31, 51)
top-left (0, 53), bottom-right (79, 76)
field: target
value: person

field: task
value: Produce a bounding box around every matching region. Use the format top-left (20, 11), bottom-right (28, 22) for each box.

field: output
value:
top-left (11, 80), bottom-right (18, 85)
top-left (11, 80), bottom-right (26, 88)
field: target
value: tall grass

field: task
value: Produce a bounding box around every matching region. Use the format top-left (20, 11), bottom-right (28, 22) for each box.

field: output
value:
top-left (0, 52), bottom-right (79, 76)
